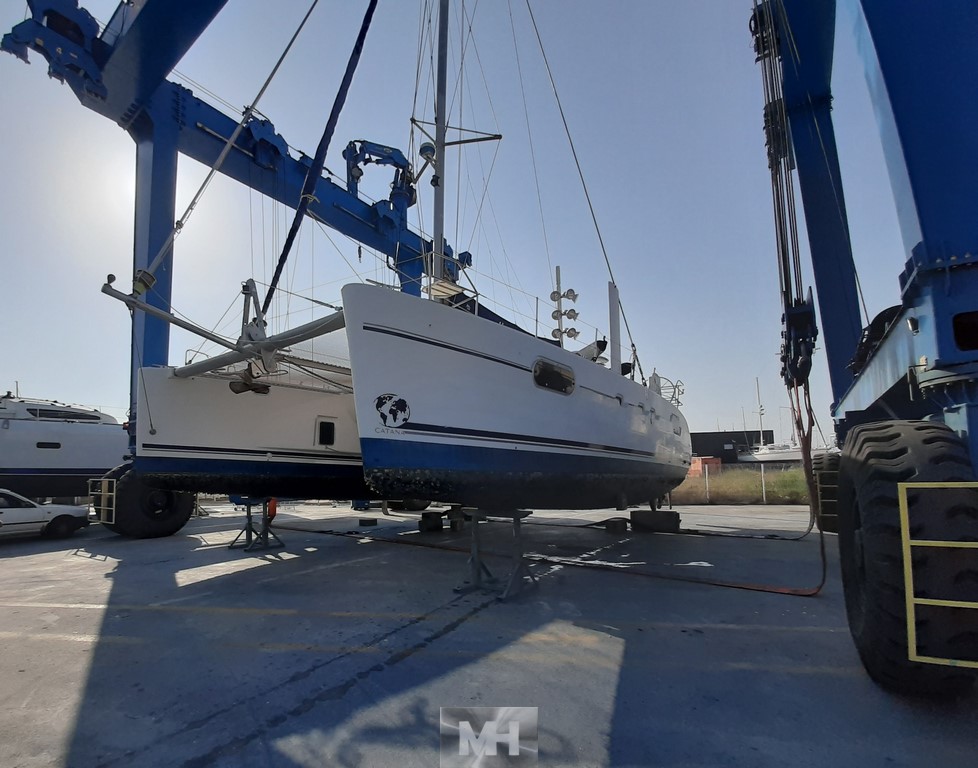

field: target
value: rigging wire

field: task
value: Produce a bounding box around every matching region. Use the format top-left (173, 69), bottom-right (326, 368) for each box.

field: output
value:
top-left (170, 68), bottom-right (240, 115)
top-left (523, 0), bottom-right (645, 380)
top-left (141, 0), bottom-right (322, 283)
top-left (453, 1), bottom-right (468, 253)
top-left (457, 3), bottom-right (533, 318)
top-left (311, 217), bottom-right (371, 282)
top-left (507, 0), bottom-right (555, 291)
top-left (128, 311), bottom-right (156, 436)
top-left (184, 292), bottom-right (243, 364)
top-left (753, 0), bottom-right (822, 505)
top-left (752, 1), bottom-right (848, 522)
top-left (262, 0), bottom-right (380, 316)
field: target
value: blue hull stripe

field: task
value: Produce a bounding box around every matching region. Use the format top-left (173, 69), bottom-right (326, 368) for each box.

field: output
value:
top-left (141, 443), bottom-right (360, 463)
top-left (361, 437), bottom-right (668, 477)
top-left (135, 456), bottom-right (363, 478)
top-left (0, 468), bottom-right (115, 476)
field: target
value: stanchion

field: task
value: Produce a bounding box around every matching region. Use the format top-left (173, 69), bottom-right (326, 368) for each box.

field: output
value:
top-left (453, 509), bottom-right (536, 599)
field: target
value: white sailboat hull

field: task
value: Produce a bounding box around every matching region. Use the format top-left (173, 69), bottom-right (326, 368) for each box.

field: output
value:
top-left (342, 284), bottom-right (691, 509)
top-left (134, 366), bottom-right (370, 498)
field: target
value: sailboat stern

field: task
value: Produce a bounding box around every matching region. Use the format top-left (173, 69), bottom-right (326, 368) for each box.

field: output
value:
top-left (133, 365), bottom-right (371, 499)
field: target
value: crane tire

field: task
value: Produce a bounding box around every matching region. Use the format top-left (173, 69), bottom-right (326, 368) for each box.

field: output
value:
top-left (838, 420), bottom-right (977, 697)
top-left (111, 469), bottom-right (194, 539)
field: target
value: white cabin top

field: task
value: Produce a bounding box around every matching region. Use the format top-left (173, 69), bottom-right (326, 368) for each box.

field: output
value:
top-left (0, 393), bottom-right (120, 425)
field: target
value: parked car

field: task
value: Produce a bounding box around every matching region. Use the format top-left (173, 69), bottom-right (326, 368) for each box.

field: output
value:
top-left (0, 488), bottom-right (90, 539)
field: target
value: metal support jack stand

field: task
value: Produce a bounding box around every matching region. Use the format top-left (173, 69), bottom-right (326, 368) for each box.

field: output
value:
top-left (453, 509), bottom-right (537, 599)
top-left (454, 511), bottom-right (497, 594)
top-left (229, 500), bottom-right (284, 552)
top-left (502, 512), bottom-right (537, 600)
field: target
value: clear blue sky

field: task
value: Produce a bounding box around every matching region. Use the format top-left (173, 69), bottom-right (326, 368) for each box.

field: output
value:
top-left (1, 1), bottom-right (904, 442)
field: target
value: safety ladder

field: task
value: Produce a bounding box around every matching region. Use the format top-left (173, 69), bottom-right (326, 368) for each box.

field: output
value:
top-left (898, 481), bottom-right (978, 669)
top-left (87, 477), bottom-right (117, 525)
top-left (814, 465), bottom-right (839, 532)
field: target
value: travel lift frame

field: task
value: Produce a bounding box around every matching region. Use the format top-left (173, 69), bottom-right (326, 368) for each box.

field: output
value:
top-left (753, 0), bottom-right (978, 696)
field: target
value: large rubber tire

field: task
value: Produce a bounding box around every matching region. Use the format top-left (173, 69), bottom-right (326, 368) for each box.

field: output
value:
top-left (112, 469), bottom-right (194, 539)
top-left (812, 452), bottom-right (840, 534)
top-left (838, 420), bottom-right (977, 696)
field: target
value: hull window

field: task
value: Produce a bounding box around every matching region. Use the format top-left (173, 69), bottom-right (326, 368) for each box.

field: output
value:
top-left (533, 359), bottom-right (575, 395)
top-left (318, 421), bottom-right (336, 446)
top-left (36, 442), bottom-right (62, 449)
top-left (27, 408), bottom-right (102, 422)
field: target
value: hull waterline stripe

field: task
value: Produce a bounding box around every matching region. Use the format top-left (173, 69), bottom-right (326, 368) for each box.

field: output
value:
top-left (141, 443), bottom-right (361, 463)
top-left (0, 468), bottom-right (122, 476)
top-left (361, 437), bottom-right (685, 477)
top-left (134, 456), bottom-right (366, 479)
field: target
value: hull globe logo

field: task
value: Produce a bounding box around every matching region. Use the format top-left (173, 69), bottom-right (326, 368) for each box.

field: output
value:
top-left (375, 393), bottom-right (410, 427)
top-left (440, 707), bottom-right (538, 766)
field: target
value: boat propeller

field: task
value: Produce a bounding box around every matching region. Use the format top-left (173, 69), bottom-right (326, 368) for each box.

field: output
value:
top-left (228, 363), bottom-right (270, 395)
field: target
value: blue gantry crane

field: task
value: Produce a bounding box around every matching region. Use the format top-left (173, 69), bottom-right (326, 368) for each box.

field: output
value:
top-left (1, 0), bottom-right (466, 409)
top-left (752, 0), bottom-right (978, 696)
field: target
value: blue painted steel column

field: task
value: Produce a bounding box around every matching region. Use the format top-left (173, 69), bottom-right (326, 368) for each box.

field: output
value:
top-left (128, 109), bottom-right (178, 419)
top-left (851, 0), bottom-right (978, 268)
top-left (847, 0), bottom-right (978, 466)
top-left (778, 0), bottom-right (862, 405)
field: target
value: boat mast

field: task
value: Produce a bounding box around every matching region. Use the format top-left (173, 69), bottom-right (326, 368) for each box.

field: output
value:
top-left (431, 0), bottom-right (449, 287)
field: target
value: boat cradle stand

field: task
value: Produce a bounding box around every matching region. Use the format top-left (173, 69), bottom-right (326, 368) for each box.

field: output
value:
top-left (228, 497), bottom-right (284, 552)
top-left (453, 508), bottom-right (538, 600)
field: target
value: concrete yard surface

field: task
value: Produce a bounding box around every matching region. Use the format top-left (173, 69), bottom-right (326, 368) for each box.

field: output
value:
top-left (0, 502), bottom-right (975, 767)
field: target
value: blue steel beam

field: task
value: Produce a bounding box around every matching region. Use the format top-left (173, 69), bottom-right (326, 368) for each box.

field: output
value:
top-left (152, 80), bottom-right (431, 280)
top-left (852, 0), bottom-right (978, 271)
top-left (2, 0), bottom-right (229, 124)
top-left (776, 0), bottom-right (862, 405)
top-left (129, 112), bottom-right (178, 403)
top-left (794, 0), bottom-right (978, 465)
top-left (97, 0), bottom-right (230, 128)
